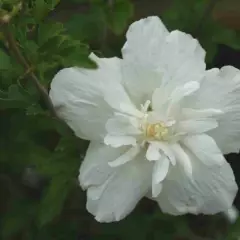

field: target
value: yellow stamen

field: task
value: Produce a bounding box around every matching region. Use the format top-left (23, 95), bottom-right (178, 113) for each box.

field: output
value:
top-left (145, 122), bottom-right (169, 141)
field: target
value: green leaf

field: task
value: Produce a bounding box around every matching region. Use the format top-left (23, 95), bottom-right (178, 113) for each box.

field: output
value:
top-left (37, 22), bottom-right (97, 72)
top-left (22, 40), bottom-right (39, 63)
top-left (37, 176), bottom-right (72, 226)
top-left (0, 83), bottom-right (33, 109)
top-left (33, 0), bottom-right (50, 21)
top-left (0, 49), bottom-right (12, 70)
top-left (60, 45), bottom-right (97, 68)
top-left (107, 0), bottom-right (134, 35)
top-left (33, 0), bottom-right (60, 22)
top-left (38, 22), bottom-right (65, 46)
top-left (8, 84), bottom-right (25, 99)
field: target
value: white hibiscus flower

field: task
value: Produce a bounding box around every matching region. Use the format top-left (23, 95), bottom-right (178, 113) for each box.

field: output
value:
top-left (49, 16), bottom-right (239, 222)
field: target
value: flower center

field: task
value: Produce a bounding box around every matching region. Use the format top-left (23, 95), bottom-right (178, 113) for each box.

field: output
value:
top-left (138, 100), bottom-right (174, 142)
top-left (145, 122), bottom-right (169, 141)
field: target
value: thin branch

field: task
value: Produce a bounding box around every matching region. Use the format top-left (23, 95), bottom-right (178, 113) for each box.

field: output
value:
top-left (194, 0), bottom-right (220, 36)
top-left (3, 24), bottom-right (59, 119)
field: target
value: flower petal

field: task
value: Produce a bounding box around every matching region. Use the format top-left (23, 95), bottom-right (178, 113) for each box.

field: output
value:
top-left (152, 156), bottom-right (170, 185)
top-left (151, 30), bottom-right (206, 111)
top-left (152, 87), bottom-right (169, 113)
top-left (158, 30), bottom-right (205, 95)
top-left (183, 134), bottom-right (225, 166)
top-left (177, 118), bottom-right (218, 134)
top-left (171, 144), bottom-right (192, 177)
top-left (49, 54), bottom-right (132, 141)
top-left (104, 135), bottom-right (137, 148)
top-left (166, 81), bottom-right (200, 117)
top-left (122, 16), bottom-right (168, 68)
top-left (86, 152), bottom-right (152, 222)
top-left (152, 183), bottom-right (163, 198)
top-left (156, 142), bottom-right (176, 165)
top-left (108, 145), bottom-right (140, 167)
top-left (151, 156), bottom-right (170, 198)
top-left (122, 17), bottom-right (205, 108)
top-left (170, 81), bottom-right (200, 103)
top-left (79, 142), bottom-right (127, 189)
top-left (106, 114), bottom-right (141, 136)
top-left (181, 108), bottom-right (223, 120)
top-left (121, 61), bottom-right (162, 106)
top-left (155, 154), bottom-right (237, 215)
top-left (121, 16), bottom-right (168, 105)
top-left (187, 66), bottom-right (240, 153)
top-left (146, 143), bottom-right (161, 161)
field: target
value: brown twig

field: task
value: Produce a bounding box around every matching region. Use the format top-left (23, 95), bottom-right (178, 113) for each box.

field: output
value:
top-left (3, 24), bottom-right (59, 119)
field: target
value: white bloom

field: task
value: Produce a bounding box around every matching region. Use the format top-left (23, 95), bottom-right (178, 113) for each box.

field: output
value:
top-left (49, 16), bottom-right (239, 222)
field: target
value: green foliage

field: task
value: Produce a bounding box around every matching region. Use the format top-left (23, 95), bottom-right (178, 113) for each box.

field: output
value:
top-left (0, 0), bottom-right (240, 239)
top-left (162, 0), bottom-right (240, 64)
top-left (65, 6), bottom-right (106, 44)
top-left (65, 0), bottom-right (133, 48)
top-left (226, 218), bottom-right (240, 240)
top-left (106, 0), bottom-right (134, 35)
top-left (37, 176), bottom-right (72, 226)
top-left (33, 0), bottom-right (60, 21)
top-left (0, 49), bottom-right (12, 70)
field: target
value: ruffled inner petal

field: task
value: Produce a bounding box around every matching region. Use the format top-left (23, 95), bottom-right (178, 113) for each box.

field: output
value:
top-left (171, 144), bottom-right (192, 177)
top-left (108, 146), bottom-right (141, 167)
top-left (104, 135), bottom-right (137, 148)
top-left (146, 143), bottom-right (161, 161)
